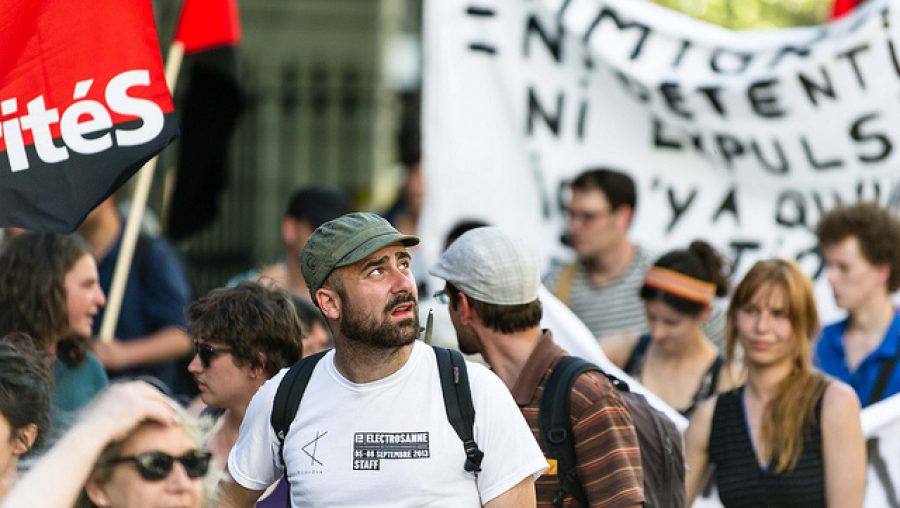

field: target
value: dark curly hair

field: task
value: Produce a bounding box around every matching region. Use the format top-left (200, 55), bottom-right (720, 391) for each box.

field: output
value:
top-left (815, 202), bottom-right (900, 292)
top-left (187, 281), bottom-right (303, 377)
top-left (641, 240), bottom-right (731, 316)
top-left (0, 233), bottom-right (93, 365)
top-left (0, 333), bottom-right (52, 454)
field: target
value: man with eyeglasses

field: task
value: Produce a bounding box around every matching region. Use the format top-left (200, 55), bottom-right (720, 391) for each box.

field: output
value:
top-left (543, 168), bottom-right (654, 340)
top-left (216, 212), bottom-right (547, 507)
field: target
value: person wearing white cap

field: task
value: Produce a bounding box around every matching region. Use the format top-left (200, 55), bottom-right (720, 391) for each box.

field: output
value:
top-left (430, 227), bottom-right (645, 508)
top-left (216, 213), bottom-right (547, 508)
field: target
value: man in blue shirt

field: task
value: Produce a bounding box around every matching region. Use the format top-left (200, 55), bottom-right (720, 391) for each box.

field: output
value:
top-left (79, 197), bottom-right (194, 399)
top-left (815, 202), bottom-right (900, 406)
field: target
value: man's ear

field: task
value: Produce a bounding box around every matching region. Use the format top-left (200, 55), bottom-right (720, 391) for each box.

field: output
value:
top-left (316, 287), bottom-right (342, 320)
top-left (84, 480), bottom-right (111, 507)
top-left (12, 424), bottom-right (37, 456)
top-left (457, 292), bottom-right (475, 326)
top-left (251, 353), bottom-right (268, 380)
top-left (281, 217), bottom-right (298, 248)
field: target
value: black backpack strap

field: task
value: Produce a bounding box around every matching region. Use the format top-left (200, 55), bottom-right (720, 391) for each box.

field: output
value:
top-left (540, 355), bottom-right (597, 508)
top-left (270, 349), bottom-right (328, 507)
top-left (867, 344), bottom-right (900, 406)
top-left (434, 346), bottom-right (483, 475)
top-left (623, 333), bottom-right (651, 375)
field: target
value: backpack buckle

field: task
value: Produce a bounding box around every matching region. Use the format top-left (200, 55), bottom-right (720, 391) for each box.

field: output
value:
top-left (463, 440), bottom-right (484, 473)
top-left (547, 427), bottom-right (568, 444)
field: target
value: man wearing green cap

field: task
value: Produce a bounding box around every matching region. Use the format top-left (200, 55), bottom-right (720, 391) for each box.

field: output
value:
top-left (217, 212), bottom-right (547, 507)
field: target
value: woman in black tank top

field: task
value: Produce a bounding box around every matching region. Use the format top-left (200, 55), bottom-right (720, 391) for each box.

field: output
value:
top-left (684, 259), bottom-right (866, 507)
top-left (602, 242), bottom-right (741, 417)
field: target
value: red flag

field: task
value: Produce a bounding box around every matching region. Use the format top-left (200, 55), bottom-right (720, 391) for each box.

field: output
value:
top-left (832, 0), bottom-right (862, 19)
top-left (174, 0), bottom-right (242, 52)
top-left (0, 0), bottom-right (178, 232)
top-left (167, 0), bottom-right (245, 240)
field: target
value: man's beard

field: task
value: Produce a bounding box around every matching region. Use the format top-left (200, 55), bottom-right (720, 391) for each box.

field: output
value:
top-left (340, 293), bottom-right (420, 349)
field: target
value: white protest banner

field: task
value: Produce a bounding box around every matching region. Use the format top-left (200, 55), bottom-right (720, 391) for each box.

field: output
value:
top-left (423, 0), bottom-right (900, 505)
top-left (421, 0), bottom-right (900, 298)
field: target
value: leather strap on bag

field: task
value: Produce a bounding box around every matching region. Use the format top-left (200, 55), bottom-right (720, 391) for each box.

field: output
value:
top-left (553, 262), bottom-right (579, 307)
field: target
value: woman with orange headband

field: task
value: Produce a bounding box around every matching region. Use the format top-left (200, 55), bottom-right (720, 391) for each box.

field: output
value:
top-left (602, 241), bottom-right (743, 417)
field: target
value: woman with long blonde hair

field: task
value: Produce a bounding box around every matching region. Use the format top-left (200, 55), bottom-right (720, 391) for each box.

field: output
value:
top-left (684, 259), bottom-right (865, 507)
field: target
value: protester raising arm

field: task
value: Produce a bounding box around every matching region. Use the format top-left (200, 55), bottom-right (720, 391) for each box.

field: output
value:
top-left (1, 382), bottom-right (181, 508)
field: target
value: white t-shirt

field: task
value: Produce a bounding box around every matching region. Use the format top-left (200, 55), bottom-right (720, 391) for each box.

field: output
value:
top-left (228, 340), bottom-right (547, 507)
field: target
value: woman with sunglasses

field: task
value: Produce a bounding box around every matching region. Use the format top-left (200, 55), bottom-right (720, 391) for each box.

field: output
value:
top-left (0, 233), bottom-right (108, 430)
top-left (186, 282), bottom-right (303, 507)
top-left (3, 381), bottom-right (210, 508)
top-left (602, 241), bottom-right (743, 417)
top-left (683, 259), bottom-right (866, 507)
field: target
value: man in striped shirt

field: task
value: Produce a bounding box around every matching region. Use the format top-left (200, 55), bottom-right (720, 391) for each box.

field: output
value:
top-left (544, 168), bottom-right (650, 339)
top-left (431, 227), bottom-right (644, 508)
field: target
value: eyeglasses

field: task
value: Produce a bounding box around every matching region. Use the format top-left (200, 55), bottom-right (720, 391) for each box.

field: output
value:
top-left (104, 450), bottom-right (212, 481)
top-left (194, 341), bottom-right (234, 368)
top-left (563, 207), bottom-right (613, 224)
top-left (433, 290), bottom-right (449, 304)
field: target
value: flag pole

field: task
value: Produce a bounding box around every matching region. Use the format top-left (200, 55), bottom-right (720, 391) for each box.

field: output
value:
top-left (98, 41), bottom-right (184, 341)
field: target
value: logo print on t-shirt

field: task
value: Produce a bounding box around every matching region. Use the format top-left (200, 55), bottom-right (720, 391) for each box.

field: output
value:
top-left (352, 432), bottom-right (430, 470)
top-left (302, 431), bottom-right (328, 466)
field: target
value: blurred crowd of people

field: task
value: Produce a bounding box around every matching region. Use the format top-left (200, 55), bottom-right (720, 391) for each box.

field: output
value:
top-left (0, 163), bottom-right (897, 508)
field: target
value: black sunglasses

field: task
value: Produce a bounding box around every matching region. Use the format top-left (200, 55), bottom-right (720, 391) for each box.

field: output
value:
top-left (105, 450), bottom-right (212, 481)
top-left (194, 342), bottom-right (234, 368)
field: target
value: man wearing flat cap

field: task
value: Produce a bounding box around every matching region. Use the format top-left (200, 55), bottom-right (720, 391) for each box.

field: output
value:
top-left (217, 213), bottom-right (546, 507)
top-left (430, 227), bottom-right (644, 508)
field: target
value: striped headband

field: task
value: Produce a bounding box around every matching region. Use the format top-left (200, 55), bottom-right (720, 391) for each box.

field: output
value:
top-left (643, 266), bottom-right (715, 305)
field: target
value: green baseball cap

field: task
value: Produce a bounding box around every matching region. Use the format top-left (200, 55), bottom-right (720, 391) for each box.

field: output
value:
top-left (301, 212), bottom-right (420, 300)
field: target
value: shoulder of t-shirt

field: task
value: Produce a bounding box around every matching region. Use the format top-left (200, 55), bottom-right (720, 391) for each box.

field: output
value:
top-left (463, 360), bottom-right (513, 401)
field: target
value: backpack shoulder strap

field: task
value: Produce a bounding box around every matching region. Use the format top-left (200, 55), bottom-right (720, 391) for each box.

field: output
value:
top-left (623, 333), bottom-right (651, 375)
top-left (433, 346), bottom-right (483, 475)
top-left (553, 262), bottom-right (579, 307)
top-left (540, 355), bottom-right (598, 508)
top-left (704, 354), bottom-right (725, 398)
top-left (270, 349), bottom-right (329, 494)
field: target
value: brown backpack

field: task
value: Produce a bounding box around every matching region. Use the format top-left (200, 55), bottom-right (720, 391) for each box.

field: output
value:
top-left (540, 355), bottom-right (686, 508)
